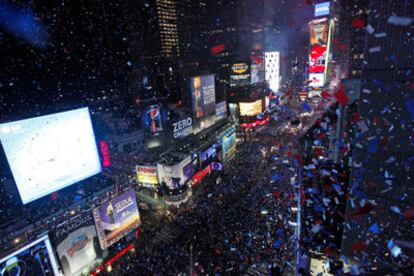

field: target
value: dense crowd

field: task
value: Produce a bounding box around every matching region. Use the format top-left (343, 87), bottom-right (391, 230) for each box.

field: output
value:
top-left (101, 139), bottom-right (299, 275)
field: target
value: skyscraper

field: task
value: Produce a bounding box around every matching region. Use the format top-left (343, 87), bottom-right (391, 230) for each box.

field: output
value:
top-left (341, 0), bottom-right (414, 272)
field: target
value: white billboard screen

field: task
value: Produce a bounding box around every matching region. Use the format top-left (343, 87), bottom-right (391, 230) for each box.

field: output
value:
top-left (0, 108), bottom-right (102, 204)
top-left (265, 52), bottom-right (280, 92)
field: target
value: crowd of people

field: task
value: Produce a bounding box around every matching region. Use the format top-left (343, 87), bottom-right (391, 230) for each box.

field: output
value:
top-left (102, 139), bottom-right (299, 275)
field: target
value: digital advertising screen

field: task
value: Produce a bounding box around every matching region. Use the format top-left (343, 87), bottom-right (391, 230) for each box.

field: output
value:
top-left (93, 189), bottom-right (141, 250)
top-left (0, 235), bottom-right (59, 276)
top-left (309, 18), bottom-right (329, 75)
top-left (222, 131), bottom-right (237, 161)
top-left (157, 156), bottom-right (193, 190)
top-left (136, 166), bottom-right (159, 187)
top-left (190, 75), bottom-right (216, 133)
top-left (309, 73), bottom-right (325, 88)
top-left (0, 108), bottom-right (102, 204)
top-left (200, 146), bottom-right (216, 162)
top-left (143, 104), bottom-right (164, 135)
top-left (230, 63), bottom-right (251, 87)
top-left (239, 100), bottom-right (263, 116)
top-left (54, 212), bottom-right (101, 276)
top-left (315, 2), bottom-right (330, 17)
top-left (172, 116), bottom-right (193, 139)
top-left (215, 101), bottom-right (227, 122)
top-left (265, 52), bottom-right (280, 92)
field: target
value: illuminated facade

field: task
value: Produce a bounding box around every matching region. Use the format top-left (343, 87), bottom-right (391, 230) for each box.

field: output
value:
top-left (156, 0), bottom-right (180, 58)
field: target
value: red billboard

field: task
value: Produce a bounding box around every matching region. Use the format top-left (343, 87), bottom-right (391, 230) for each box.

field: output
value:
top-left (309, 18), bottom-right (329, 74)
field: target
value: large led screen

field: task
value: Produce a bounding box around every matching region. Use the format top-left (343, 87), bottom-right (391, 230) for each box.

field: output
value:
top-left (157, 156), bottom-right (193, 190)
top-left (0, 235), bottom-right (59, 276)
top-left (0, 108), bottom-right (102, 204)
top-left (309, 18), bottom-right (329, 74)
top-left (93, 189), bottom-right (141, 249)
top-left (239, 100), bottom-right (263, 116)
top-left (190, 75), bottom-right (216, 133)
top-left (54, 212), bottom-right (101, 276)
top-left (222, 131), bottom-right (237, 161)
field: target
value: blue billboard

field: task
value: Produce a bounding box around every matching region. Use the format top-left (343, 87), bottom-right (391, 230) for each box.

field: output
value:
top-left (314, 2), bottom-right (330, 17)
top-left (190, 75), bottom-right (216, 133)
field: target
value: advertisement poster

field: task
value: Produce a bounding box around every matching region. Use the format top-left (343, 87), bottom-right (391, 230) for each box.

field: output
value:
top-left (93, 189), bottom-right (140, 250)
top-left (191, 75), bottom-right (216, 133)
top-left (54, 212), bottom-right (101, 276)
top-left (239, 100), bottom-right (263, 116)
top-left (230, 63), bottom-right (251, 87)
top-left (0, 235), bottom-right (59, 276)
top-left (309, 18), bottom-right (329, 74)
top-left (136, 166), bottom-right (159, 187)
top-left (157, 156), bottom-right (193, 190)
top-left (215, 101), bottom-right (227, 122)
top-left (172, 116), bottom-right (193, 139)
top-left (147, 105), bottom-right (163, 134)
top-left (309, 73), bottom-right (325, 88)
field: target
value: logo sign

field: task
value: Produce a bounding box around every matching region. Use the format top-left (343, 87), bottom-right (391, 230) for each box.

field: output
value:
top-left (100, 140), bottom-right (111, 168)
top-left (147, 105), bottom-right (163, 134)
top-left (231, 63), bottom-right (249, 74)
top-left (315, 2), bottom-right (330, 17)
top-left (172, 117), bottom-right (193, 139)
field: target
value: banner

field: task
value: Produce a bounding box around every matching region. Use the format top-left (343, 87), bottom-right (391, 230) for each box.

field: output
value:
top-left (54, 212), bottom-right (100, 276)
top-left (93, 189), bottom-right (140, 249)
top-left (136, 166), bottom-right (159, 186)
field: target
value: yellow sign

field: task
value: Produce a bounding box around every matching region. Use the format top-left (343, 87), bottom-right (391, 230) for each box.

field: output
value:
top-left (136, 166), bottom-right (159, 185)
top-left (239, 100), bottom-right (262, 116)
top-left (232, 63), bottom-right (249, 74)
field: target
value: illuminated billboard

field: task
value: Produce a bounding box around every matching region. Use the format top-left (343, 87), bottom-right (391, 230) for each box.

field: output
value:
top-left (309, 18), bottom-right (329, 74)
top-left (190, 75), bottom-right (216, 133)
top-left (230, 63), bottom-right (250, 87)
top-left (142, 104), bottom-right (163, 135)
top-left (54, 213), bottom-right (101, 276)
top-left (0, 108), bottom-right (102, 204)
top-left (93, 189), bottom-right (141, 249)
top-left (172, 116), bottom-right (193, 139)
top-left (265, 52), bottom-right (280, 92)
top-left (239, 100), bottom-right (263, 116)
top-left (157, 156), bottom-right (193, 190)
top-left (222, 130), bottom-right (237, 161)
top-left (136, 166), bottom-right (159, 187)
top-left (0, 235), bottom-right (59, 276)
top-left (215, 101), bottom-right (227, 122)
top-left (309, 73), bottom-right (325, 88)
top-left (315, 2), bottom-right (330, 17)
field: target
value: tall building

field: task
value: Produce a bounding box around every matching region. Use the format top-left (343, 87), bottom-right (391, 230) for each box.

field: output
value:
top-left (341, 0), bottom-right (414, 272)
